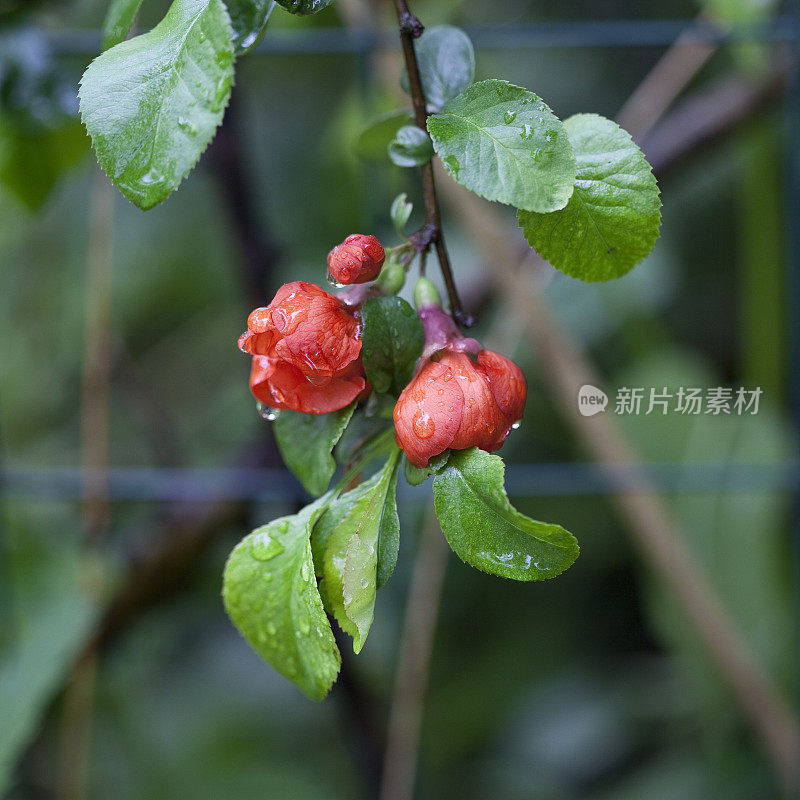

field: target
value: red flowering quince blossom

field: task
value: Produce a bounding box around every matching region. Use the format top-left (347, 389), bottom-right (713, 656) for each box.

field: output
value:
top-left (393, 305), bottom-right (526, 468)
top-left (238, 280), bottom-right (365, 414)
top-left (327, 234), bottom-right (385, 285)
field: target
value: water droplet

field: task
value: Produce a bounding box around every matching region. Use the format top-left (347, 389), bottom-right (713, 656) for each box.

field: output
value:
top-left (257, 402), bottom-right (280, 421)
top-left (199, 32), bottom-right (207, 43)
top-left (520, 124), bottom-right (533, 141)
top-left (326, 271), bottom-right (345, 289)
top-left (250, 530), bottom-right (285, 561)
top-left (412, 411), bottom-right (435, 439)
top-left (266, 621), bottom-right (277, 635)
top-left (511, 421), bottom-right (521, 430)
top-left (140, 168), bottom-right (164, 186)
top-left (300, 562), bottom-right (311, 582)
top-left (531, 148), bottom-right (543, 162)
top-left (442, 155), bottom-right (460, 175)
top-left (277, 520), bottom-right (289, 533)
top-left (495, 85), bottom-right (505, 97)
top-left (503, 110), bottom-right (516, 124)
top-left (545, 129), bottom-right (558, 142)
top-left (177, 116), bottom-right (197, 135)
top-left (360, 577), bottom-right (370, 589)
top-left (298, 616), bottom-right (311, 635)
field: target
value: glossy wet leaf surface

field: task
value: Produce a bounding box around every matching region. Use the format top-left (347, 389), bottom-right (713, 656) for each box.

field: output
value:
top-left (223, 496), bottom-right (340, 701)
top-left (225, 0), bottom-right (276, 53)
top-left (273, 403), bottom-right (355, 497)
top-left (275, 0), bottom-right (334, 15)
top-left (401, 25), bottom-right (475, 113)
top-left (79, 0), bottom-right (234, 210)
top-left (518, 114), bottom-right (661, 281)
top-left (101, 0), bottom-right (146, 50)
top-left (433, 448), bottom-right (579, 580)
top-left (427, 79), bottom-right (575, 213)
top-left (315, 452), bottom-right (401, 652)
top-left (360, 296), bottom-right (424, 395)
top-left (388, 124), bottom-right (434, 167)
top-left (356, 110), bottom-right (414, 163)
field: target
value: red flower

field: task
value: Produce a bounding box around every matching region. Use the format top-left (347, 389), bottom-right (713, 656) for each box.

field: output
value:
top-left (238, 281), bottom-right (362, 379)
top-left (393, 348), bottom-right (526, 467)
top-left (238, 281), bottom-right (365, 415)
top-left (327, 234), bottom-right (385, 285)
top-left (249, 356), bottom-right (366, 415)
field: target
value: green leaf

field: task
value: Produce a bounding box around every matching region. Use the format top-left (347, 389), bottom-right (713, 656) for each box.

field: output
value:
top-left (433, 448), bottom-right (579, 580)
top-left (225, 0), bottom-right (276, 53)
top-left (273, 403), bottom-right (355, 497)
top-left (390, 192), bottom-right (413, 236)
top-left (360, 296), bottom-right (424, 395)
top-left (427, 79), bottom-right (576, 213)
top-left (388, 124), bottom-right (434, 168)
top-left (356, 110), bottom-right (413, 163)
top-left (223, 496), bottom-right (341, 701)
top-left (102, 0), bottom-right (146, 50)
top-left (401, 25), bottom-right (475, 113)
top-left (0, 538), bottom-right (98, 794)
top-left (518, 114), bottom-right (661, 282)
top-left (275, 0), bottom-right (333, 15)
top-left (317, 451), bottom-right (401, 652)
top-left (0, 117), bottom-right (88, 210)
top-left (79, 0), bottom-right (235, 210)
top-left (404, 456), bottom-right (431, 486)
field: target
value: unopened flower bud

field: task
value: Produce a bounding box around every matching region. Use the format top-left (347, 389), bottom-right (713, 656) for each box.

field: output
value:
top-left (327, 234), bottom-right (385, 285)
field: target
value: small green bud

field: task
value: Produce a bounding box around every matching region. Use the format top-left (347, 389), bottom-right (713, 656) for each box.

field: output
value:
top-left (374, 255), bottom-right (406, 295)
top-left (413, 277), bottom-right (441, 309)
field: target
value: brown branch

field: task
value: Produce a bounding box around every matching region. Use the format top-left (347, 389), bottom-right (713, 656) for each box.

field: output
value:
top-left (378, 507), bottom-right (449, 800)
top-left (393, 0), bottom-right (473, 327)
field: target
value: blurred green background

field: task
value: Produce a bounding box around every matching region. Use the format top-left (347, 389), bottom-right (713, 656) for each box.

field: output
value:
top-left (1, 0), bottom-right (798, 798)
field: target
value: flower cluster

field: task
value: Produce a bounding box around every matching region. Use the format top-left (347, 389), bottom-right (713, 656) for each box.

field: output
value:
top-left (238, 238), bottom-right (526, 463)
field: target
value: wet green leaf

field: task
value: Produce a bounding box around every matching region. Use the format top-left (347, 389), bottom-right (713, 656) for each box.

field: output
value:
top-left (102, 0), bottom-right (146, 50)
top-left (518, 114), bottom-right (661, 281)
top-left (79, 0), bottom-right (235, 210)
top-left (427, 79), bottom-right (575, 213)
top-left (0, 117), bottom-right (89, 210)
top-left (273, 403), bottom-right (355, 497)
top-left (433, 448), bottom-right (579, 580)
top-left (223, 496), bottom-right (340, 701)
top-left (275, 0), bottom-right (333, 15)
top-left (401, 25), bottom-right (475, 113)
top-left (225, 0), bottom-right (276, 53)
top-left (360, 296), bottom-right (424, 396)
top-left (388, 124), bottom-right (434, 168)
top-left (316, 451), bottom-right (401, 652)
top-left (0, 538), bottom-right (98, 794)
top-left (356, 110), bottom-right (413, 163)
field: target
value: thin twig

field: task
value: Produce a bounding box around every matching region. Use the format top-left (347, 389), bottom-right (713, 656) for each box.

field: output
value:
top-left (393, 0), bottom-right (473, 327)
top-left (56, 168), bottom-right (115, 800)
top-left (378, 507), bottom-right (449, 800)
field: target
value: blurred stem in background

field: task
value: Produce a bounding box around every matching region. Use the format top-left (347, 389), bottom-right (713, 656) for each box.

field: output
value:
top-left (57, 169), bottom-right (115, 800)
top-left (738, 118), bottom-right (785, 398)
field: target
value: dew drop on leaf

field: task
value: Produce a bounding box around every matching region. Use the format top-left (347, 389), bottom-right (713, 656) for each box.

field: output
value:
top-left (250, 531), bottom-right (285, 561)
top-left (503, 110), bottom-right (516, 124)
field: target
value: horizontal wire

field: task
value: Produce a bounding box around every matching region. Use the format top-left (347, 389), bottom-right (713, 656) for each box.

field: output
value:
top-left (3, 462), bottom-right (798, 502)
top-left (45, 16), bottom-right (800, 57)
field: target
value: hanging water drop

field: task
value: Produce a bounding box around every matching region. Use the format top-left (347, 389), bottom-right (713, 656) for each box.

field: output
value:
top-left (326, 271), bottom-right (346, 289)
top-left (257, 402), bottom-right (280, 421)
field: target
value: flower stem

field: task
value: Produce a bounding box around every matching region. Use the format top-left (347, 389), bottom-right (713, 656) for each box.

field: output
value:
top-left (393, 0), bottom-right (474, 327)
